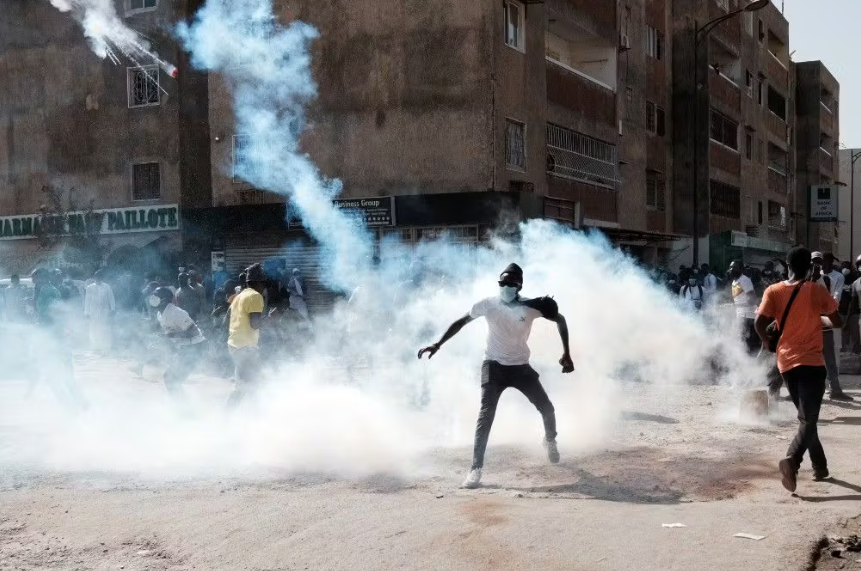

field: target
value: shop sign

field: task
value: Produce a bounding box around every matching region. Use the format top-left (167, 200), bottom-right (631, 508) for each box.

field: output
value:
top-left (289, 197), bottom-right (396, 229)
top-left (809, 186), bottom-right (838, 222)
top-left (0, 204), bottom-right (180, 241)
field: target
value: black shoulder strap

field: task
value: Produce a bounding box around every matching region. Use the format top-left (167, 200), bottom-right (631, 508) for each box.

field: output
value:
top-left (779, 283), bottom-right (804, 331)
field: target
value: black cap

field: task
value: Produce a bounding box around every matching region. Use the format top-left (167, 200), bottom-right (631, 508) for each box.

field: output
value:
top-left (499, 263), bottom-right (523, 285)
top-left (245, 263), bottom-right (266, 284)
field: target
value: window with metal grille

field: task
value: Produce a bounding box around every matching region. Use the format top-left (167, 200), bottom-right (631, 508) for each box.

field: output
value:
top-left (646, 26), bottom-right (663, 60)
top-left (504, 1), bottom-right (525, 51)
top-left (646, 174), bottom-right (666, 211)
top-left (506, 119), bottom-right (526, 170)
top-left (132, 162), bottom-right (160, 200)
top-left (710, 180), bottom-right (740, 219)
top-left (768, 200), bottom-right (787, 229)
top-left (128, 0), bottom-right (157, 11)
top-left (233, 135), bottom-right (258, 184)
top-left (128, 66), bottom-right (160, 107)
top-left (546, 123), bottom-right (618, 189)
top-left (710, 109), bottom-right (738, 149)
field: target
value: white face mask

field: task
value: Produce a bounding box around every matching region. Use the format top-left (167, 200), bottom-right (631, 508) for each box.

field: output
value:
top-left (148, 294), bottom-right (162, 308)
top-left (499, 286), bottom-right (518, 303)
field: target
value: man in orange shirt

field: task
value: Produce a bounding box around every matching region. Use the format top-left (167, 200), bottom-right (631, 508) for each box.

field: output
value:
top-left (755, 247), bottom-right (843, 492)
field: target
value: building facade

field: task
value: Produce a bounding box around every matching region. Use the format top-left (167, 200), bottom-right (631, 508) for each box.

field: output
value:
top-left (795, 61), bottom-right (840, 255)
top-left (838, 148), bottom-right (861, 263)
top-left (0, 0), bottom-right (209, 275)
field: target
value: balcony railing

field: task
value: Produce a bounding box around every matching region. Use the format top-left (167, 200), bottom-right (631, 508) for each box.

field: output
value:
top-left (546, 61), bottom-right (616, 125)
top-left (768, 166), bottom-right (788, 195)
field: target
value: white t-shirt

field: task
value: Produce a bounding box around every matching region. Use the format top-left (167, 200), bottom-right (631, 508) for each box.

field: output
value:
top-left (157, 303), bottom-right (205, 346)
top-left (469, 296), bottom-right (544, 366)
top-left (731, 275), bottom-right (757, 319)
top-left (702, 273), bottom-right (718, 294)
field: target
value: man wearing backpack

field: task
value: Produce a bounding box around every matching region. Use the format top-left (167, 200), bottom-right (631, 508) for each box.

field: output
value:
top-left (755, 247), bottom-right (844, 491)
top-left (679, 270), bottom-right (706, 311)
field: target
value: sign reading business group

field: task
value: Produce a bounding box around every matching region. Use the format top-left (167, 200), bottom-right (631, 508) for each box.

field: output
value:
top-left (809, 186), bottom-right (838, 222)
top-left (288, 197), bottom-right (395, 229)
top-left (0, 204), bottom-right (180, 241)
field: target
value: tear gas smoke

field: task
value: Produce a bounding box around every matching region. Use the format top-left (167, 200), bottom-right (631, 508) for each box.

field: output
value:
top-left (0, 0), bottom-right (771, 482)
top-left (46, 0), bottom-right (178, 76)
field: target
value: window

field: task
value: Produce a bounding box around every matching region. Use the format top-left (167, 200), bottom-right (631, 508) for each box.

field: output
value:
top-left (656, 107), bottom-right (666, 137)
top-left (504, 1), bottom-right (525, 52)
top-left (506, 119), bottom-right (526, 170)
top-left (710, 109), bottom-right (738, 150)
top-left (745, 133), bottom-right (753, 160)
top-left (546, 123), bottom-right (618, 188)
top-left (646, 26), bottom-right (664, 60)
top-left (757, 138), bottom-right (765, 164)
top-left (646, 174), bottom-right (666, 211)
top-left (745, 71), bottom-right (753, 97)
top-left (758, 19), bottom-right (765, 43)
top-left (646, 101), bottom-right (656, 133)
top-left (625, 87), bottom-right (635, 119)
top-left (757, 78), bottom-right (765, 106)
top-left (132, 162), bottom-right (160, 200)
top-left (127, 65), bottom-right (160, 108)
top-left (767, 86), bottom-right (787, 120)
top-left (127, 0), bottom-right (157, 14)
top-left (768, 201), bottom-right (787, 229)
top-left (233, 135), bottom-right (258, 184)
top-left (710, 180), bottom-right (741, 219)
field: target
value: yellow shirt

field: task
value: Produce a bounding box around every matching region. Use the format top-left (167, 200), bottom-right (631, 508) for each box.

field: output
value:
top-left (228, 288), bottom-right (265, 348)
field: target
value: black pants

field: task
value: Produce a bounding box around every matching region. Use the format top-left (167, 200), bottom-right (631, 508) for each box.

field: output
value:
top-left (472, 360), bottom-right (557, 470)
top-left (741, 318), bottom-right (761, 354)
top-left (782, 365), bottom-right (827, 473)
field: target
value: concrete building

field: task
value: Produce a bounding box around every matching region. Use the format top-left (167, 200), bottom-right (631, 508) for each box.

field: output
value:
top-left (190, 0), bottom-right (680, 288)
top-left (838, 148), bottom-right (861, 263)
top-left (672, 0), bottom-right (796, 273)
top-left (795, 61), bottom-right (840, 255)
top-left (0, 0), bottom-right (210, 275)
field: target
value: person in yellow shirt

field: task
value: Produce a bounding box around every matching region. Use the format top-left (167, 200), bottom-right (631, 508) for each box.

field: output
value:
top-left (226, 263), bottom-right (266, 408)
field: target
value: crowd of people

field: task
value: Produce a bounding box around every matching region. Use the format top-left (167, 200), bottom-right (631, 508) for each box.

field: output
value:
top-left (0, 261), bottom-right (314, 411)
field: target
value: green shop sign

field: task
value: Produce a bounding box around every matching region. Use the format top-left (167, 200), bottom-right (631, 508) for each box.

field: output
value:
top-left (0, 204), bottom-right (180, 241)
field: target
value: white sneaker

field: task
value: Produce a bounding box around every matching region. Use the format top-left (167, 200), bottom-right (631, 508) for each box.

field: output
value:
top-left (461, 468), bottom-right (482, 489)
top-left (543, 439), bottom-right (560, 464)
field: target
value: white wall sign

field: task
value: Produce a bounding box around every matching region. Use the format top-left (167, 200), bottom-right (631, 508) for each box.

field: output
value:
top-left (809, 186), bottom-right (838, 222)
top-left (0, 204), bottom-right (180, 241)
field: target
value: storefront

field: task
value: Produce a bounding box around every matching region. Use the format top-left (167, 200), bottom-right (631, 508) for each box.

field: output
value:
top-left (709, 230), bottom-right (793, 274)
top-left (0, 204), bottom-right (182, 277)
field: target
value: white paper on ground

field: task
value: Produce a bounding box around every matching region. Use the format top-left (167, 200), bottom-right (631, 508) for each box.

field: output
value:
top-left (734, 533), bottom-right (766, 540)
top-left (662, 523), bottom-right (687, 528)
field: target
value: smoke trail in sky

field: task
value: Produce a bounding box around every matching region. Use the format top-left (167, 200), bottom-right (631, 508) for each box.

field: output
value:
top-left (46, 0), bottom-right (177, 75)
top-left (177, 1), bottom-right (372, 290)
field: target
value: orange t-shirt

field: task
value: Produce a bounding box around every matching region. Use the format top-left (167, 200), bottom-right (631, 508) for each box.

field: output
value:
top-left (757, 281), bottom-right (837, 373)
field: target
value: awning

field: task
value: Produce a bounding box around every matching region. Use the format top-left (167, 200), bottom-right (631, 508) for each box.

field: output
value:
top-left (589, 226), bottom-right (687, 246)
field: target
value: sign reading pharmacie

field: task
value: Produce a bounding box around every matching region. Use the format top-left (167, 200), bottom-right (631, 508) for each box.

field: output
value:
top-left (288, 197), bottom-right (396, 229)
top-left (0, 204), bottom-right (180, 241)
top-left (809, 185), bottom-right (838, 222)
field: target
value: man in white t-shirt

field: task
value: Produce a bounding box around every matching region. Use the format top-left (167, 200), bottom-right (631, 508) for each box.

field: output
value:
top-left (729, 260), bottom-right (759, 353)
top-left (700, 264), bottom-right (718, 296)
top-left (418, 263), bottom-right (574, 489)
top-left (150, 287), bottom-right (206, 402)
top-left (813, 252), bottom-right (853, 400)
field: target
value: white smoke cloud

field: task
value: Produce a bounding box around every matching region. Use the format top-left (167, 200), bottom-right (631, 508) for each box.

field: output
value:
top-left (0, 0), bottom-right (771, 483)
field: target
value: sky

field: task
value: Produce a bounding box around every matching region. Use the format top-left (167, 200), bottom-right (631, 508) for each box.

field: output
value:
top-left (783, 0), bottom-right (858, 147)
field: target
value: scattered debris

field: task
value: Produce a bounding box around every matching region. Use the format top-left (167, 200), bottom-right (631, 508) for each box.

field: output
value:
top-left (734, 533), bottom-right (766, 541)
top-left (435, 494), bottom-right (444, 499)
top-left (136, 550), bottom-right (152, 556)
top-left (511, 492), bottom-right (524, 498)
top-left (662, 523), bottom-right (687, 528)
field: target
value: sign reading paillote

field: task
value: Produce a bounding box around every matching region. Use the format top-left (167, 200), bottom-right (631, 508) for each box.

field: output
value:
top-left (809, 186), bottom-right (838, 222)
top-left (0, 204), bottom-right (180, 241)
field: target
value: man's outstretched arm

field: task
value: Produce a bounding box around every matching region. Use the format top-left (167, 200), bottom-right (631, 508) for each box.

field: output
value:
top-left (418, 313), bottom-right (475, 359)
top-left (553, 313), bottom-right (574, 373)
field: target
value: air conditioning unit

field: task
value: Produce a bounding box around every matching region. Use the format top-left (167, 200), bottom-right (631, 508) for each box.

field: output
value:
top-left (619, 34), bottom-right (631, 51)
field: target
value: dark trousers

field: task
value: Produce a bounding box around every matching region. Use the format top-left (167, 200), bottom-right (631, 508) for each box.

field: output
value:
top-left (472, 360), bottom-right (557, 470)
top-left (782, 365), bottom-right (827, 473)
top-left (741, 318), bottom-right (761, 354)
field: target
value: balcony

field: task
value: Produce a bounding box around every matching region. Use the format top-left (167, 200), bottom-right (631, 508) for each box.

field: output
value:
top-left (767, 166), bottom-right (788, 195)
top-left (710, 140), bottom-right (741, 175)
top-left (766, 112), bottom-right (787, 142)
top-left (708, 72), bottom-right (741, 109)
top-left (546, 61), bottom-right (616, 125)
top-left (820, 147), bottom-right (834, 174)
top-left (821, 106), bottom-right (835, 135)
top-left (766, 51), bottom-right (789, 89)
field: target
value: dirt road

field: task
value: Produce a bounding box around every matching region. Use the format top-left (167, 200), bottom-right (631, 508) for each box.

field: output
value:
top-left (1, 362), bottom-right (860, 571)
